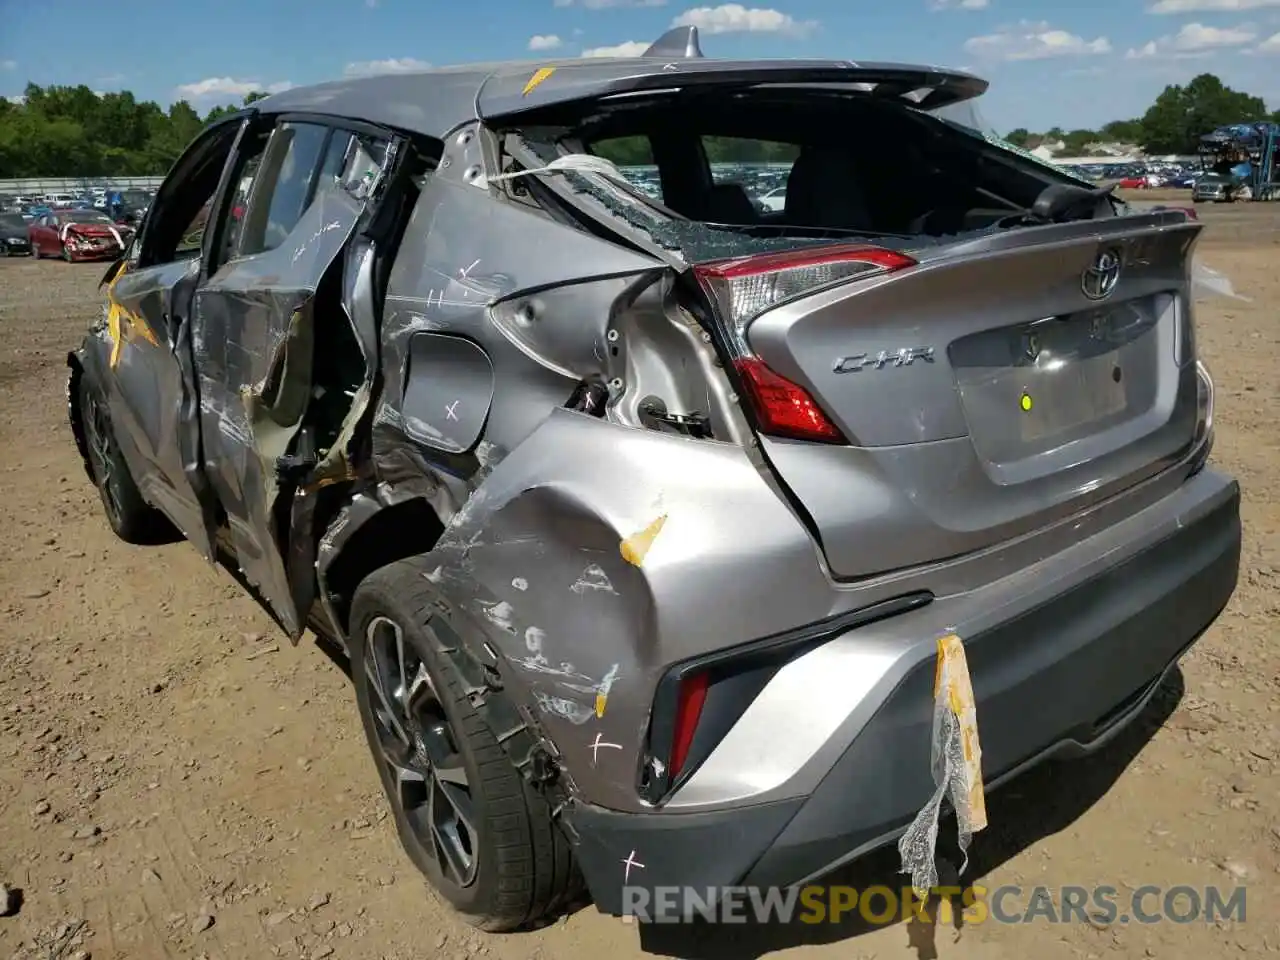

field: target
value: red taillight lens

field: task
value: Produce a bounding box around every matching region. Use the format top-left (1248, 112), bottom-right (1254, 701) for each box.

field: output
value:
top-left (733, 356), bottom-right (844, 443)
top-left (692, 244), bottom-right (913, 444)
top-left (694, 243), bottom-right (916, 351)
top-left (668, 672), bottom-right (709, 779)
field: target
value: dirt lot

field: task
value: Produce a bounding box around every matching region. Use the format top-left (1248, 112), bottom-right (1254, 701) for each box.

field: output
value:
top-left (0, 202), bottom-right (1277, 960)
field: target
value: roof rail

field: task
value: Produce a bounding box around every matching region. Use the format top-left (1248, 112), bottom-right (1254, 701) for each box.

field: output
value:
top-left (642, 26), bottom-right (704, 59)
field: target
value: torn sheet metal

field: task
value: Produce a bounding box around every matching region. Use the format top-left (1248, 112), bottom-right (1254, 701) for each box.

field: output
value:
top-left (192, 187), bottom-right (369, 637)
top-left (898, 633), bottom-right (987, 899)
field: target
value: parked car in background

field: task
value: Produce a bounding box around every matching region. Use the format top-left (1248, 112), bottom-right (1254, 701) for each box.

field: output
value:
top-left (29, 208), bottom-right (133, 261)
top-left (67, 28), bottom-right (1239, 934)
top-left (0, 212), bottom-right (32, 255)
top-left (1192, 172), bottom-right (1239, 203)
top-left (756, 184), bottom-right (787, 212)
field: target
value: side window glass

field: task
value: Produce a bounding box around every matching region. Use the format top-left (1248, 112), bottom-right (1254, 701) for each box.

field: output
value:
top-left (239, 122), bottom-right (330, 256)
top-left (215, 130), bottom-right (270, 266)
top-left (314, 132), bottom-right (388, 201)
top-left (175, 200), bottom-right (212, 259)
top-left (590, 135), bottom-right (662, 202)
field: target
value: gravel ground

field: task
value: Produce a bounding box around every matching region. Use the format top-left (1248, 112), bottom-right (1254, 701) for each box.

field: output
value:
top-left (0, 201), bottom-right (1277, 960)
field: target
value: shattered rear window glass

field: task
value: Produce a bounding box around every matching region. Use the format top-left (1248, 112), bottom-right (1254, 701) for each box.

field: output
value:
top-left (515, 134), bottom-right (951, 262)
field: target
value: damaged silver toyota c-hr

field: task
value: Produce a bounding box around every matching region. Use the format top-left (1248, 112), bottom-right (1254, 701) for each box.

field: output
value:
top-left (67, 26), bottom-right (1241, 931)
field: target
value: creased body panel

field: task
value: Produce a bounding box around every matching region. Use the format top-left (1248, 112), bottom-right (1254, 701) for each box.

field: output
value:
top-left (397, 408), bottom-right (848, 813)
top-left (192, 189), bottom-right (366, 634)
top-left (373, 122), bottom-right (663, 504)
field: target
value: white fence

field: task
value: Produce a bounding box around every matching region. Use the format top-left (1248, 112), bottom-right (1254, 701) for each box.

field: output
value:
top-left (0, 176), bottom-right (166, 195)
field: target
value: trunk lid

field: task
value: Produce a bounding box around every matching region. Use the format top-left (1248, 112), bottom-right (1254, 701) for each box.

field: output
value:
top-left (740, 215), bottom-right (1203, 577)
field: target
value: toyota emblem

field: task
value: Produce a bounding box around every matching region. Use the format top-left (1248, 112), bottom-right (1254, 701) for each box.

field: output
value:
top-left (1082, 248), bottom-right (1122, 300)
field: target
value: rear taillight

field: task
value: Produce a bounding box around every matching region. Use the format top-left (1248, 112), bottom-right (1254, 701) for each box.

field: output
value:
top-left (693, 244), bottom-right (915, 445)
top-left (733, 356), bottom-right (843, 442)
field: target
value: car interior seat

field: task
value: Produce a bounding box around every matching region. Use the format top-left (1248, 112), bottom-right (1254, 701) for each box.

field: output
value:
top-left (784, 146), bottom-right (873, 231)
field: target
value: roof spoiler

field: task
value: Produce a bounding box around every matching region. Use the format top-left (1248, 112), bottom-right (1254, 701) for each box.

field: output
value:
top-left (642, 26), bottom-right (704, 59)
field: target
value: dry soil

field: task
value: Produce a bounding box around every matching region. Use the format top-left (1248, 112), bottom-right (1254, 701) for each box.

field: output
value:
top-left (0, 201), bottom-right (1277, 960)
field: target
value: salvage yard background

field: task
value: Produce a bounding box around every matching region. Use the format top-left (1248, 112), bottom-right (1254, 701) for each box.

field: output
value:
top-left (0, 195), bottom-right (1277, 960)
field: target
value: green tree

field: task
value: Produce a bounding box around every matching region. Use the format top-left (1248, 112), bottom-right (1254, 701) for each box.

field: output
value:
top-left (1004, 127), bottom-right (1031, 147)
top-left (0, 84), bottom-right (268, 177)
top-left (1139, 73), bottom-right (1269, 154)
top-left (1101, 119), bottom-right (1143, 144)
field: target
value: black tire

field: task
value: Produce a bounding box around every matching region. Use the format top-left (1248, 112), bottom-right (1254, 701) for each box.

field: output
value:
top-left (349, 559), bottom-right (580, 931)
top-left (78, 377), bottom-right (167, 543)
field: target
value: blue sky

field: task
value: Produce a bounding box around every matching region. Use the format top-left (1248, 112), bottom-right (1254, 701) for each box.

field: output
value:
top-left (1, 0), bottom-right (1278, 132)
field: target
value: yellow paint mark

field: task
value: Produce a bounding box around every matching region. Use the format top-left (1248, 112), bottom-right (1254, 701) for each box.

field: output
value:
top-left (620, 514), bottom-right (667, 566)
top-left (934, 634), bottom-right (987, 831)
top-left (522, 67), bottom-right (556, 96)
top-left (107, 303), bottom-right (124, 370)
top-left (595, 692), bottom-right (608, 718)
top-left (1020, 391), bottom-right (1033, 412)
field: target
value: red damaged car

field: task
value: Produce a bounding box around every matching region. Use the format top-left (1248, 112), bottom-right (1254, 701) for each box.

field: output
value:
top-left (29, 208), bottom-right (133, 262)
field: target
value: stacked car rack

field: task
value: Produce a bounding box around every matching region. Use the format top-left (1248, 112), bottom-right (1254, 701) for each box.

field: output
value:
top-left (1198, 122), bottom-right (1279, 201)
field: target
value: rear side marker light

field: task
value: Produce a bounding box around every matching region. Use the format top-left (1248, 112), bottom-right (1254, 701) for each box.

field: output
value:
top-left (693, 244), bottom-right (916, 445)
top-left (668, 672), bottom-right (709, 779)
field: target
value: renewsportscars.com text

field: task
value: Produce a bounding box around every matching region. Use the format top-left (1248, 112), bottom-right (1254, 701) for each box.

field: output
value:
top-left (621, 884), bottom-right (1247, 925)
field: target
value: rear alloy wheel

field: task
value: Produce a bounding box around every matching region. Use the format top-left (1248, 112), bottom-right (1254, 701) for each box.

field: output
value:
top-left (349, 560), bottom-right (581, 931)
top-left (78, 378), bottom-right (166, 543)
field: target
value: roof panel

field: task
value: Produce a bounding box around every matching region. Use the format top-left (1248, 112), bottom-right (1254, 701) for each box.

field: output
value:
top-left (251, 58), bottom-right (988, 140)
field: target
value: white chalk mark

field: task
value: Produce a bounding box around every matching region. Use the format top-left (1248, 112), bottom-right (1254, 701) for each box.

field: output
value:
top-left (621, 850), bottom-right (645, 882)
top-left (445, 400), bottom-right (460, 421)
top-left (663, 63), bottom-right (678, 71)
top-left (459, 258), bottom-right (481, 279)
top-left (523, 626), bottom-right (546, 656)
top-left (482, 601), bottom-right (516, 634)
top-left (589, 732), bottom-right (623, 765)
top-left (570, 563), bottom-right (616, 596)
top-left (534, 692), bottom-right (595, 725)
top-left (512, 577), bottom-right (529, 591)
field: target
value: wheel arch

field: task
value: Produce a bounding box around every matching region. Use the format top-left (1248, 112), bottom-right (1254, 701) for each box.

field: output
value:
top-left (318, 494), bottom-right (447, 642)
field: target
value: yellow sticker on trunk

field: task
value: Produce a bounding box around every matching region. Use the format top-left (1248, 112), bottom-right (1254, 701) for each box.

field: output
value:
top-left (522, 67), bottom-right (556, 96)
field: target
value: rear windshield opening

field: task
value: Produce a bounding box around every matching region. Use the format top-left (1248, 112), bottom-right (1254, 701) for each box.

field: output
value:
top-left (501, 89), bottom-right (1102, 262)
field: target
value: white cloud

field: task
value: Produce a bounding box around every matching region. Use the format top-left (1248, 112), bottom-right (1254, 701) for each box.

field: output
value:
top-left (554, 0), bottom-right (666, 6)
top-left (342, 57), bottom-right (432, 76)
top-left (963, 21), bottom-right (1112, 60)
top-left (1125, 22), bottom-right (1257, 57)
top-left (1, 60), bottom-right (15, 71)
top-left (1148, 0), bottom-right (1280, 12)
top-left (528, 34), bottom-right (563, 50)
top-left (930, 0), bottom-right (989, 9)
top-left (5, 95), bottom-right (25, 105)
top-left (1257, 30), bottom-right (1280, 49)
top-left (672, 4), bottom-right (816, 35)
top-left (581, 40), bottom-right (652, 56)
top-left (173, 77), bottom-right (294, 100)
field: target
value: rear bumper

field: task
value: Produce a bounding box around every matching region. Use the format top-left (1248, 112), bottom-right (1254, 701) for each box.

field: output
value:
top-left (566, 467), bottom-right (1240, 915)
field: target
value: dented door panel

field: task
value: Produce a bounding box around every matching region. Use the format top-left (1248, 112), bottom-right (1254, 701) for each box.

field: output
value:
top-left (102, 257), bottom-right (215, 557)
top-left (192, 188), bottom-right (368, 636)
